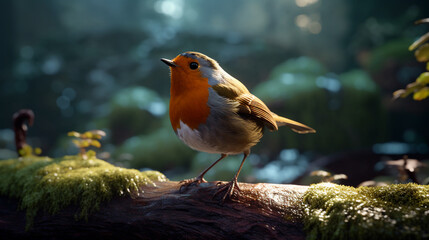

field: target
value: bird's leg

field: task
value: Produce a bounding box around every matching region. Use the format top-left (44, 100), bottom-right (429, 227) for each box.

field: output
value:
top-left (214, 150), bottom-right (249, 202)
top-left (180, 154), bottom-right (227, 191)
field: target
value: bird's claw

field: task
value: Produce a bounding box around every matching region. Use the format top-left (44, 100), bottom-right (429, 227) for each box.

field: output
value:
top-left (179, 176), bottom-right (207, 192)
top-left (213, 179), bottom-right (241, 203)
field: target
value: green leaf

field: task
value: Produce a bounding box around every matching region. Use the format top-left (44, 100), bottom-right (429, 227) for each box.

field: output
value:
top-left (416, 72), bottom-right (429, 85)
top-left (413, 87), bottom-right (429, 100)
top-left (415, 43), bottom-right (429, 62)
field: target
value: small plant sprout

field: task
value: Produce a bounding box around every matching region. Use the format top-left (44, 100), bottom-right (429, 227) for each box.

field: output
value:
top-left (68, 130), bottom-right (106, 159)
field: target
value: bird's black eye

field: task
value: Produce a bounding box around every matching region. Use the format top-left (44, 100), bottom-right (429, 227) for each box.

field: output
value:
top-left (189, 62), bottom-right (199, 70)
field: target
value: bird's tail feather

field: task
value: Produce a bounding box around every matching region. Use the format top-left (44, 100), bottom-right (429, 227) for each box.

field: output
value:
top-left (273, 114), bottom-right (316, 134)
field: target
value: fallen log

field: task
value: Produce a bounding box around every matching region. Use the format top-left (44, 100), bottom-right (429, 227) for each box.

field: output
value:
top-left (0, 181), bottom-right (308, 240)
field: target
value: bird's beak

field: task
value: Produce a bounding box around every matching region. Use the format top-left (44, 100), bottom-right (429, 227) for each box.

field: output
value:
top-left (161, 58), bottom-right (177, 67)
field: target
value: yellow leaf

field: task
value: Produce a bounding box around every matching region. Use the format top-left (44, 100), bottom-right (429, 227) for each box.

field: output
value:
top-left (34, 148), bottom-right (42, 155)
top-left (68, 131), bottom-right (81, 138)
top-left (81, 140), bottom-right (91, 148)
top-left (416, 72), bottom-right (429, 85)
top-left (415, 43), bottom-right (429, 62)
top-left (82, 132), bottom-right (93, 139)
top-left (393, 85), bottom-right (418, 99)
top-left (18, 148), bottom-right (27, 156)
top-left (409, 32), bottom-right (429, 51)
top-left (86, 150), bottom-right (96, 158)
top-left (393, 89), bottom-right (408, 99)
top-left (413, 87), bottom-right (429, 100)
top-left (91, 134), bottom-right (102, 140)
top-left (88, 130), bottom-right (106, 139)
top-left (90, 140), bottom-right (101, 148)
top-left (406, 81), bottom-right (423, 91)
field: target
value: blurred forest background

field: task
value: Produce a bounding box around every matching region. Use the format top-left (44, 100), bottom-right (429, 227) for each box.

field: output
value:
top-left (1, 0), bottom-right (428, 186)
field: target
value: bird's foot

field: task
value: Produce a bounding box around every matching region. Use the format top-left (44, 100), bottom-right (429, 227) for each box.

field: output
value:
top-left (179, 176), bottom-right (207, 192)
top-left (213, 178), bottom-right (241, 203)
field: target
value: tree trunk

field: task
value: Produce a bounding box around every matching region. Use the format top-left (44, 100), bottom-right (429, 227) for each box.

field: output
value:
top-left (0, 181), bottom-right (308, 240)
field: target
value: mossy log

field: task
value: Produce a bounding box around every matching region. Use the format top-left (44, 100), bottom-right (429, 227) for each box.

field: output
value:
top-left (0, 181), bottom-right (308, 240)
top-left (1, 156), bottom-right (428, 240)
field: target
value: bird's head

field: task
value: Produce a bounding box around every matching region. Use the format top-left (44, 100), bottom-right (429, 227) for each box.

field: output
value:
top-left (161, 51), bottom-right (224, 87)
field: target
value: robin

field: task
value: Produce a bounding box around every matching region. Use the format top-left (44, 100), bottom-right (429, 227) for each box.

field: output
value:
top-left (161, 51), bottom-right (315, 201)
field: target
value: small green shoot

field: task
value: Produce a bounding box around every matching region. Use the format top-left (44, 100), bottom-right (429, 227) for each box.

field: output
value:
top-left (68, 130), bottom-right (106, 159)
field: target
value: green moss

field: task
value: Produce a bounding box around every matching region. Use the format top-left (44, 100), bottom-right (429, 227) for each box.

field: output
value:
top-left (303, 183), bottom-right (429, 240)
top-left (0, 156), bottom-right (167, 229)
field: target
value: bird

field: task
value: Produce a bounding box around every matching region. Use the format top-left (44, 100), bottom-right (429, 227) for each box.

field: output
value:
top-left (161, 51), bottom-right (315, 201)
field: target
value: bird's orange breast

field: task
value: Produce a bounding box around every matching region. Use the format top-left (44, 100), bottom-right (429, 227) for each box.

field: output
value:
top-left (169, 69), bottom-right (211, 131)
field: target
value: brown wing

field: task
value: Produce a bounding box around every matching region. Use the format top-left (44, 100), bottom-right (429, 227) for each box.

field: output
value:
top-left (212, 84), bottom-right (315, 133)
top-left (236, 94), bottom-right (278, 131)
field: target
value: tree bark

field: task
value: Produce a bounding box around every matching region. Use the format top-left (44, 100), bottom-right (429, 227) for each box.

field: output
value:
top-left (0, 181), bottom-right (308, 240)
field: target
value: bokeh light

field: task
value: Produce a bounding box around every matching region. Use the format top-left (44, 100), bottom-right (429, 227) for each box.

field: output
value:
top-left (0, 0), bottom-right (428, 186)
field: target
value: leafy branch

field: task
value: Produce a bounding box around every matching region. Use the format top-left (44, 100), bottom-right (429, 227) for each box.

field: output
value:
top-left (393, 18), bottom-right (429, 101)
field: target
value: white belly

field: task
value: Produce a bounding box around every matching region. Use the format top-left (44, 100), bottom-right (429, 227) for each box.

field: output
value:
top-left (176, 120), bottom-right (220, 154)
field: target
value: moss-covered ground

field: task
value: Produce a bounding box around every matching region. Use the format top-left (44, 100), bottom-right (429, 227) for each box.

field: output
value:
top-left (303, 183), bottom-right (429, 240)
top-left (0, 155), bottom-right (167, 229)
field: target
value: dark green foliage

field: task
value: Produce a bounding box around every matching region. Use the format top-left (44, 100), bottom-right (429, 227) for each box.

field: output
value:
top-left (253, 57), bottom-right (386, 153)
top-left (115, 127), bottom-right (195, 171)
